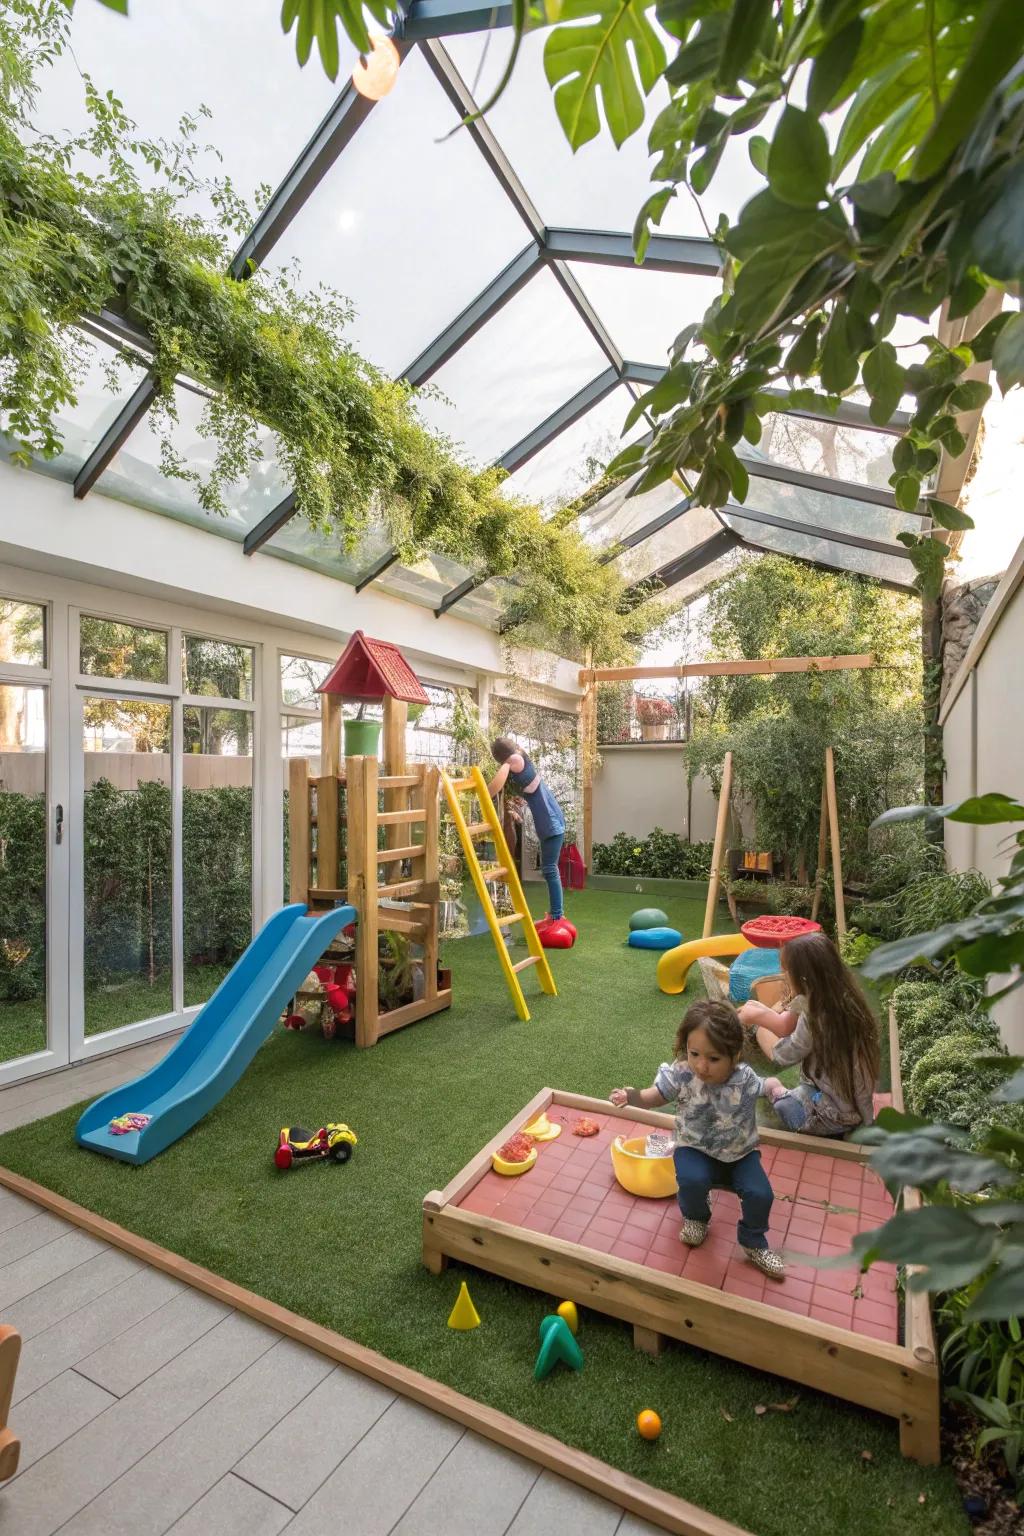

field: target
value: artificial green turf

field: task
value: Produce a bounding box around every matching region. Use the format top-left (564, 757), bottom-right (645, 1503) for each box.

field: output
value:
top-left (0, 890), bottom-right (960, 1535)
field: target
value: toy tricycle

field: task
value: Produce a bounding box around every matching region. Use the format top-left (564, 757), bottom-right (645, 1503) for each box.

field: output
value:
top-left (274, 1123), bottom-right (357, 1170)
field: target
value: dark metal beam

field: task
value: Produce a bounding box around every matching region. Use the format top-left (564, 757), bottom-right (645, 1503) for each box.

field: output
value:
top-left (403, 242), bottom-right (542, 386)
top-left (725, 521), bottom-right (914, 592)
top-left (739, 455), bottom-right (901, 510)
top-left (243, 492), bottom-right (298, 555)
top-left (599, 497), bottom-right (694, 563)
top-left (543, 227), bottom-right (721, 276)
top-left (497, 367), bottom-right (620, 475)
top-left (355, 549), bottom-right (400, 592)
top-left (73, 377), bottom-right (158, 499)
top-left (434, 572), bottom-right (487, 616)
top-left (719, 502), bottom-right (914, 560)
top-left (626, 529), bottom-right (740, 600)
top-left (399, 0), bottom-right (515, 37)
top-left (761, 388), bottom-right (912, 434)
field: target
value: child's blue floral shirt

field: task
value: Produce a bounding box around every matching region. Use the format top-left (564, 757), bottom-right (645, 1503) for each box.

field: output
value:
top-left (654, 1060), bottom-right (765, 1162)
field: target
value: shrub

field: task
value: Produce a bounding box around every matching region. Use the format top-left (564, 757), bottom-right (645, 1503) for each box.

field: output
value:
top-left (908, 1034), bottom-right (1007, 1130)
top-left (592, 830), bottom-right (712, 880)
top-left (727, 878), bottom-right (815, 917)
top-left (839, 928), bottom-right (882, 968)
top-left (853, 868), bottom-right (991, 943)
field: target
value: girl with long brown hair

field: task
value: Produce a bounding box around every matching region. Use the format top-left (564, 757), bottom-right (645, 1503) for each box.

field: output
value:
top-left (739, 932), bottom-right (880, 1137)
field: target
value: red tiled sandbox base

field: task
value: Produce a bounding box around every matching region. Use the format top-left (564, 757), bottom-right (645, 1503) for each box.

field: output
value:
top-left (422, 1089), bottom-right (940, 1464)
top-left (458, 1108), bottom-right (899, 1341)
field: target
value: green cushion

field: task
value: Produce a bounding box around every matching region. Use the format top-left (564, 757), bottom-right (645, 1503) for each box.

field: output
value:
top-left (629, 907), bottom-right (669, 931)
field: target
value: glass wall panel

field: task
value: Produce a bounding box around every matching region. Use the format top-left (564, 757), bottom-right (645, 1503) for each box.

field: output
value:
top-left (739, 477), bottom-right (924, 542)
top-left (745, 414), bottom-right (898, 492)
top-left (183, 636), bottom-right (254, 701)
top-left (0, 599), bottom-right (46, 666)
top-left (82, 697), bottom-right (173, 1034)
top-left (281, 655), bottom-right (332, 710)
top-left (613, 506), bottom-right (724, 584)
top-left (267, 47), bottom-right (529, 377)
top-left (80, 617), bottom-right (168, 685)
top-left (266, 515), bottom-right (392, 585)
top-left (0, 683), bottom-right (47, 1063)
top-left (581, 476), bottom-right (687, 551)
top-left (721, 513), bottom-right (915, 586)
top-left (375, 553), bottom-right (482, 611)
top-left (566, 264), bottom-right (718, 366)
top-left (182, 705), bottom-right (253, 1008)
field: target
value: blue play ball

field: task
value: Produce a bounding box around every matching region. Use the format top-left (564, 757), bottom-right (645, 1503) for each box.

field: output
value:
top-left (628, 927), bottom-right (682, 951)
top-left (629, 907), bottom-right (669, 931)
top-left (728, 946), bottom-right (783, 1003)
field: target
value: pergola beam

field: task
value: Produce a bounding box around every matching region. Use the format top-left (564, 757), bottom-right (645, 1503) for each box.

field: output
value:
top-left (73, 376), bottom-right (158, 499)
top-left (543, 227), bottom-right (721, 276)
top-left (434, 572), bottom-right (488, 616)
top-left (719, 502), bottom-right (914, 559)
top-left (403, 243), bottom-right (542, 387)
top-left (243, 492), bottom-right (298, 556)
top-left (579, 653), bottom-right (876, 685)
top-left (355, 549), bottom-right (401, 592)
top-left (623, 528), bottom-right (741, 604)
top-left (739, 456), bottom-right (902, 510)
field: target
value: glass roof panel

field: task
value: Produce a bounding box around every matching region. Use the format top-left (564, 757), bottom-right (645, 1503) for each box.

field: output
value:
top-left (738, 476), bottom-right (924, 542)
top-left (264, 515), bottom-right (393, 585)
top-left (413, 268), bottom-right (609, 467)
top-left (613, 505), bottom-right (724, 584)
top-left (95, 383), bottom-right (289, 537)
top-left (451, 577), bottom-right (516, 627)
top-left (1, 333), bottom-right (145, 482)
top-left (501, 385), bottom-right (646, 511)
top-left (721, 512), bottom-right (915, 587)
top-left (31, 0), bottom-right (341, 217)
top-left (581, 473), bottom-right (685, 550)
top-left (565, 264), bottom-right (718, 366)
top-left (746, 413), bottom-right (898, 491)
top-left (266, 47), bottom-right (530, 378)
top-left (661, 545), bottom-right (743, 603)
top-left (374, 553), bottom-right (482, 612)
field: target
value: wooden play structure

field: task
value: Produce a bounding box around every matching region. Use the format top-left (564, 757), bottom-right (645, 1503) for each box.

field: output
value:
top-left (287, 631), bottom-right (453, 1048)
top-left (422, 1071), bottom-right (939, 1464)
top-left (0, 1325), bottom-right (21, 1481)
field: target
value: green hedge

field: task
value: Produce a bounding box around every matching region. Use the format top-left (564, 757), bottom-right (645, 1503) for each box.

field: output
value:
top-left (0, 779), bottom-right (252, 1002)
top-left (592, 829), bottom-right (712, 880)
top-left (891, 974), bottom-right (1011, 1139)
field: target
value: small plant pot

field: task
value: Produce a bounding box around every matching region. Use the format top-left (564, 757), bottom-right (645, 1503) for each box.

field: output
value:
top-left (343, 717), bottom-right (382, 757)
top-left (640, 722), bottom-right (669, 741)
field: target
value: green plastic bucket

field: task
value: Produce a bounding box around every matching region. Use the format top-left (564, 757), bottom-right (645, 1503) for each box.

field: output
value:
top-left (343, 717), bottom-right (382, 758)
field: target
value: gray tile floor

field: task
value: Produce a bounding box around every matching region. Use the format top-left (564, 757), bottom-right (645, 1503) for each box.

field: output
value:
top-left (0, 1042), bottom-right (667, 1536)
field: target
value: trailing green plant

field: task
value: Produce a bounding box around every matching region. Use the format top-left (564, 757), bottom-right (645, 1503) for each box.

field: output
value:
top-left (908, 1034), bottom-right (1007, 1131)
top-left (726, 876), bottom-right (815, 917)
top-left (854, 867), bottom-right (991, 943)
top-left (0, 2), bottom-right (661, 663)
top-left (592, 828), bottom-right (712, 880)
top-left (838, 927), bottom-right (882, 969)
top-left (595, 682), bottom-right (633, 743)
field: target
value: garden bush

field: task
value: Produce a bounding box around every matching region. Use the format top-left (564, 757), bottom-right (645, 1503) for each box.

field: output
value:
top-left (908, 1033), bottom-right (1008, 1131)
top-left (592, 829), bottom-right (712, 881)
top-left (727, 877), bottom-right (816, 917)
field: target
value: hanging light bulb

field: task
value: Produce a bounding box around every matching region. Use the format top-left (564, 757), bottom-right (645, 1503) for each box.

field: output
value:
top-left (352, 36), bottom-right (400, 101)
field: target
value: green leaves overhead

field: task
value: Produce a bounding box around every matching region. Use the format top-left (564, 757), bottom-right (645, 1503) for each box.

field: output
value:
top-left (279, 0), bottom-right (393, 72)
top-left (544, 0), bottom-right (666, 150)
top-left (767, 107), bottom-right (831, 208)
top-left (912, 0), bottom-right (1024, 180)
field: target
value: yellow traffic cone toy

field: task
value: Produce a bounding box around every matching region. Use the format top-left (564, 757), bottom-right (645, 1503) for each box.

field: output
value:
top-left (447, 1281), bottom-right (481, 1331)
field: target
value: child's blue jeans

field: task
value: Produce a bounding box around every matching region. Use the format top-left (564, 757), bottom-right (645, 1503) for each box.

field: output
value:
top-left (539, 832), bottom-right (564, 919)
top-left (673, 1146), bottom-right (772, 1250)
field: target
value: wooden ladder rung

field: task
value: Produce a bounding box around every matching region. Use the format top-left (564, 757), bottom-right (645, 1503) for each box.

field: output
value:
top-left (511, 955), bottom-right (540, 974)
top-left (481, 867), bottom-right (508, 883)
top-left (378, 878), bottom-right (425, 900)
top-left (495, 912), bottom-right (524, 927)
top-left (377, 809), bottom-right (425, 826)
top-left (465, 822), bottom-right (491, 837)
top-left (376, 844), bottom-right (424, 866)
top-left (378, 774), bottom-right (420, 788)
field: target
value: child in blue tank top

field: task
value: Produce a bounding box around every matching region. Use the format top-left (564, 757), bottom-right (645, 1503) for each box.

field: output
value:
top-left (488, 737), bottom-right (571, 933)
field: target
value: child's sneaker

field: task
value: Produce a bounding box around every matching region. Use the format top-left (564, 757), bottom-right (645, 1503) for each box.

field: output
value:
top-left (679, 1219), bottom-right (708, 1246)
top-left (743, 1246), bottom-right (786, 1281)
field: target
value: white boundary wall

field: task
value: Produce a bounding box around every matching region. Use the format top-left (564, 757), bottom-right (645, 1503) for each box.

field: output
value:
top-left (593, 744), bottom-right (718, 846)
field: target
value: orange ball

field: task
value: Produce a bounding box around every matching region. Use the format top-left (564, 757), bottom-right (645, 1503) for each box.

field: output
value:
top-left (636, 1409), bottom-right (662, 1440)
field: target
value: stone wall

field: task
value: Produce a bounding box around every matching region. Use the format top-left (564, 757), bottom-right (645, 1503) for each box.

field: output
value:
top-left (940, 575), bottom-right (999, 704)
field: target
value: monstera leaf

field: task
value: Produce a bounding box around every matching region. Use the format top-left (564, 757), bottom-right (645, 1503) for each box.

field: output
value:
top-left (544, 0), bottom-right (666, 150)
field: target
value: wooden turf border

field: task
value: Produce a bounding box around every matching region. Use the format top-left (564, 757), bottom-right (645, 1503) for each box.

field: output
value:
top-left (0, 1164), bottom-right (750, 1536)
top-left (423, 1088), bottom-right (941, 1465)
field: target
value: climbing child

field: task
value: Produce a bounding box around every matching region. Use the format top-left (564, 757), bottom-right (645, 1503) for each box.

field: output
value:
top-left (738, 931), bottom-right (879, 1137)
top-left (488, 737), bottom-right (574, 941)
top-left (609, 999), bottom-right (784, 1280)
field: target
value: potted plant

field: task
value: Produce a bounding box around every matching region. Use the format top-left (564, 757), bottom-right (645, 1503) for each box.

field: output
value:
top-left (343, 699), bottom-right (382, 758)
top-left (636, 694), bottom-right (674, 742)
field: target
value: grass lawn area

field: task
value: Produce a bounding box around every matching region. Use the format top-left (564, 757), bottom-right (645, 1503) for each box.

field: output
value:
top-left (0, 889), bottom-right (956, 1536)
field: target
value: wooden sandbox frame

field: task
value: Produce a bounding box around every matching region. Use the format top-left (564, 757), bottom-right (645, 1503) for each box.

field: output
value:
top-left (422, 1088), bottom-right (940, 1464)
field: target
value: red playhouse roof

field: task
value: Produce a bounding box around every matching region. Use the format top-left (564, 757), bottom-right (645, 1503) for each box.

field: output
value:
top-left (318, 631), bottom-right (429, 705)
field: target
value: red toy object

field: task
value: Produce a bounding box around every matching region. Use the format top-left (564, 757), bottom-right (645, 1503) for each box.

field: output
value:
top-left (312, 964), bottom-right (334, 984)
top-left (741, 915), bottom-right (822, 949)
top-left (537, 917), bottom-right (576, 949)
top-left (497, 1132), bottom-right (534, 1164)
top-left (282, 1013), bottom-right (306, 1031)
top-left (558, 843), bottom-right (586, 891)
top-left (572, 1117), bottom-right (600, 1137)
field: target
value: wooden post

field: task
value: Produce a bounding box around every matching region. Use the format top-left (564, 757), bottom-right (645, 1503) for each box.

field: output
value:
top-left (382, 696), bottom-right (408, 850)
top-left (349, 755), bottom-right (380, 1049)
top-left (321, 693), bottom-right (343, 777)
top-left (580, 656), bottom-right (597, 871)
top-left (421, 764), bottom-right (440, 1002)
top-left (825, 746), bottom-right (846, 939)
top-left (703, 750), bottom-right (732, 939)
top-left (315, 771), bottom-right (340, 896)
top-left (288, 757), bottom-right (311, 905)
top-left (0, 1326), bottom-right (20, 1481)
top-left (810, 778), bottom-right (828, 924)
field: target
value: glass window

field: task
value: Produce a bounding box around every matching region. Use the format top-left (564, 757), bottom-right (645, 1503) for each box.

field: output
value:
top-left (721, 513), bottom-right (915, 587)
top-left (566, 264), bottom-right (718, 366)
top-left (266, 515), bottom-right (393, 586)
top-left (0, 682), bottom-right (47, 1063)
top-left (501, 386), bottom-right (648, 511)
top-left (266, 47), bottom-right (530, 378)
top-left (281, 655), bottom-right (332, 710)
top-left (182, 707), bottom-right (253, 1009)
top-left (744, 414), bottom-right (900, 492)
top-left (375, 553), bottom-right (482, 612)
top-left (739, 477), bottom-right (924, 543)
top-left (282, 715), bottom-right (322, 757)
top-left (0, 599), bottom-right (46, 667)
top-left (183, 636), bottom-right (254, 702)
top-left (413, 268), bottom-right (609, 468)
top-left (581, 476), bottom-right (688, 552)
top-left (80, 617), bottom-right (168, 684)
top-left (613, 505), bottom-right (725, 585)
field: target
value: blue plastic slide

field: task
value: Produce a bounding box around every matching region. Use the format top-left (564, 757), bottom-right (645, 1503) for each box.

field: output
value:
top-left (75, 903), bottom-right (356, 1166)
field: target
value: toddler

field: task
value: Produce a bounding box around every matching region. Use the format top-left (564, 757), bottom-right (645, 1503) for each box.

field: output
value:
top-left (610, 999), bottom-right (784, 1280)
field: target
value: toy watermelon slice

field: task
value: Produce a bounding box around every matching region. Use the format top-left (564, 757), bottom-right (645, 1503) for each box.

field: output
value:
top-left (740, 915), bottom-right (822, 949)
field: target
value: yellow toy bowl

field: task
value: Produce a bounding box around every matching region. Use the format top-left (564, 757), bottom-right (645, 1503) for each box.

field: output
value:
top-left (492, 1146), bottom-right (538, 1176)
top-left (611, 1135), bottom-right (677, 1199)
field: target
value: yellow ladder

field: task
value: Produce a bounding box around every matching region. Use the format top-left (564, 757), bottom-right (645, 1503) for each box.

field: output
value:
top-left (440, 767), bottom-right (557, 1022)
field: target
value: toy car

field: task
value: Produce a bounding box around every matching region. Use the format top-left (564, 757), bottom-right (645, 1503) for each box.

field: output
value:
top-left (274, 1123), bottom-right (357, 1170)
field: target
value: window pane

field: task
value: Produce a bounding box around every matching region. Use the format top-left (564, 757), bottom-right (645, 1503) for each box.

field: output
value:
top-left (0, 683), bottom-right (47, 1062)
top-left (581, 476), bottom-right (688, 552)
top-left (265, 515), bottom-right (393, 585)
top-left (282, 714), bottom-right (321, 902)
top-left (721, 513), bottom-right (915, 586)
top-left (80, 617), bottom-right (168, 684)
top-left (281, 655), bottom-right (332, 710)
top-left (566, 264), bottom-right (718, 366)
top-left (82, 697), bottom-right (173, 1034)
top-left (375, 553), bottom-right (481, 612)
top-left (183, 636), bottom-right (254, 702)
top-left (740, 477), bottom-right (923, 543)
top-left (746, 414), bottom-right (899, 492)
top-left (501, 386), bottom-right (647, 511)
top-left (0, 599), bottom-right (46, 667)
top-left (183, 706), bottom-right (253, 1009)
top-left (613, 506), bottom-right (724, 585)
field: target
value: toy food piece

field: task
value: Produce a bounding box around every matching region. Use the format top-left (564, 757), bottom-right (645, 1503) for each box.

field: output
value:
top-left (556, 1300), bottom-right (578, 1335)
top-left (534, 1314), bottom-right (584, 1380)
top-left (492, 1131), bottom-right (538, 1176)
top-left (741, 915), bottom-right (822, 949)
top-left (629, 907), bottom-right (669, 931)
top-left (522, 1112), bottom-right (561, 1142)
top-left (628, 926), bottom-right (682, 951)
top-left (611, 1135), bottom-right (678, 1199)
top-left (571, 1117), bottom-right (600, 1137)
top-left (637, 1409), bottom-right (662, 1440)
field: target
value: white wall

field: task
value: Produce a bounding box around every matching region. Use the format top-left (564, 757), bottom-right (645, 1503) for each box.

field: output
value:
top-left (593, 744), bottom-right (718, 847)
top-left (941, 534), bottom-right (1024, 1050)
